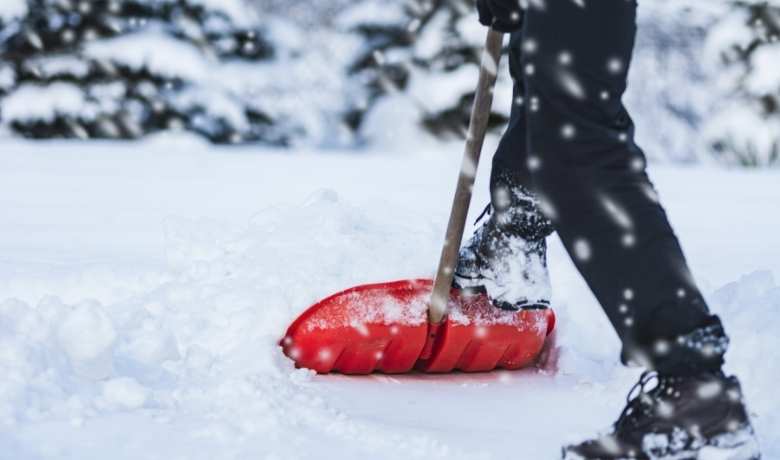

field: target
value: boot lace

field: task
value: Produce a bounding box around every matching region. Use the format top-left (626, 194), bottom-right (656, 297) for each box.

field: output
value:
top-left (615, 371), bottom-right (662, 430)
top-left (474, 203), bottom-right (492, 225)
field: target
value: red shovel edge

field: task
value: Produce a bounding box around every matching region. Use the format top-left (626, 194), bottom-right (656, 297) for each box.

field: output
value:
top-left (280, 279), bottom-right (555, 374)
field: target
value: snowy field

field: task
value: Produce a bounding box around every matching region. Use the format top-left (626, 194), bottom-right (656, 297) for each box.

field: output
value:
top-left (1, 137), bottom-right (779, 459)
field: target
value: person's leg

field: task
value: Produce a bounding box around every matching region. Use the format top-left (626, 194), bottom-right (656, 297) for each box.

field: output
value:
top-left (453, 27), bottom-right (555, 310)
top-left (491, 32), bottom-right (533, 193)
top-left (521, 0), bottom-right (726, 375)
top-left (490, 30), bottom-right (553, 242)
top-left (514, 2), bottom-right (759, 458)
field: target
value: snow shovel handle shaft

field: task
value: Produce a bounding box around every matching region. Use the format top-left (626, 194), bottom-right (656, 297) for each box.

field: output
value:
top-left (429, 29), bottom-right (504, 324)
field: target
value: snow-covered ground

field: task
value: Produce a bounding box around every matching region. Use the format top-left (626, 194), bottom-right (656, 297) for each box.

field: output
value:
top-left (0, 137), bottom-right (778, 459)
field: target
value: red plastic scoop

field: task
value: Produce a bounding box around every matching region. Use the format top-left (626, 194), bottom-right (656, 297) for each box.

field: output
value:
top-left (281, 279), bottom-right (555, 374)
top-left (280, 30), bottom-right (556, 375)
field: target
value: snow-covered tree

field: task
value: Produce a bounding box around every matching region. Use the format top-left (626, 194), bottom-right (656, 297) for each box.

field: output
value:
top-left (0, 0), bottom-right (296, 144)
top-left (341, 0), bottom-right (511, 143)
top-left (703, 1), bottom-right (780, 167)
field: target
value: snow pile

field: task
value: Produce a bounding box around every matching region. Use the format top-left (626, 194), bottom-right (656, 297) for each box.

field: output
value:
top-left (0, 188), bottom-right (434, 412)
top-left (710, 271), bottom-right (780, 441)
top-left (0, 185), bottom-right (492, 458)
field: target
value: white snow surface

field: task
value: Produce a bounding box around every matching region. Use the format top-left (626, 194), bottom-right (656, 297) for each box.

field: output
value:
top-left (0, 137), bottom-right (778, 459)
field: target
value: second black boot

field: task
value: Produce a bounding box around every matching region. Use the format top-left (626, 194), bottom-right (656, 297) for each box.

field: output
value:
top-left (562, 371), bottom-right (761, 459)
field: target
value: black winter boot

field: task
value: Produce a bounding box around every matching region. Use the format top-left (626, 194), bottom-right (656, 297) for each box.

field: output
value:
top-left (562, 371), bottom-right (761, 459)
top-left (454, 175), bottom-right (554, 311)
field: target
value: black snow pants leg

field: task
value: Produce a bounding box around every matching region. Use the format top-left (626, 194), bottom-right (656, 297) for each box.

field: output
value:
top-left (490, 0), bottom-right (728, 376)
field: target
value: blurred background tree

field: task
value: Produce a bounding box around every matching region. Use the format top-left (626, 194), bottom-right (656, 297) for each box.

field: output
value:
top-left (0, 0), bottom-right (296, 144)
top-left (1, 0), bottom-right (779, 167)
top-left (703, 1), bottom-right (780, 167)
top-left (341, 0), bottom-right (510, 144)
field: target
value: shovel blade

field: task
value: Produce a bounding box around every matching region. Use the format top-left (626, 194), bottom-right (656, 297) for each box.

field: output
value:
top-left (281, 279), bottom-right (555, 375)
top-left (281, 280), bottom-right (430, 374)
top-left (417, 293), bottom-right (555, 373)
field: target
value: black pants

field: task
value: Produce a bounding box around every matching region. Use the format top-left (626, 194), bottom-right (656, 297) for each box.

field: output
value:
top-left (493, 0), bottom-right (727, 376)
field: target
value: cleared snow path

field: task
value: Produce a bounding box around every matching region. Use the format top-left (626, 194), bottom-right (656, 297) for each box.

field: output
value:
top-left (0, 138), bottom-right (778, 459)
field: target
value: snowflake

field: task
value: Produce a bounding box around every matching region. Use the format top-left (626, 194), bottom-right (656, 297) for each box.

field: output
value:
top-left (527, 155), bottom-right (541, 171)
top-left (607, 57), bottom-right (624, 74)
top-left (561, 123), bottom-right (576, 139)
top-left (573, 238), bottom-right (592, 261)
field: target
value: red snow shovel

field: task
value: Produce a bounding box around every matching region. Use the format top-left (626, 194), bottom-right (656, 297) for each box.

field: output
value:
top-left (281, 30), bottom-right (555, 374)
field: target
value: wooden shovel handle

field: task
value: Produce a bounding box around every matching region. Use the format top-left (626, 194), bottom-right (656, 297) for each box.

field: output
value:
top-left (429, 29), bottom-right (504, 324)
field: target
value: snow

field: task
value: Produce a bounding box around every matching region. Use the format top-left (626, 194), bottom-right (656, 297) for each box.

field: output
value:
top-left (4, 0), bottom-right (771, 158)
top-left (189, 0), bottom-right (259, 28)
top-left (746, 44), bottom-right (780, 94)
top-left (702, 101), bottom-right (780, 166)
top-left (0, 67), bottom-right (13, 92)
top-left (335, 0), bottom-right (407, 29)
top-left (409, 65), bottom-right (480, 113)
top-left (99, 377), bottom-right (150, 411)
top-left (0, 137), bottom-right (778, 458)
top-left (85, 30), bottom-right (209, 82)
top-left (0, 0), bottom-right (26, 22)
top-left (25, 56), bottom-right (92, 80)
top-left (3, 83), bottom-right (86, 121)
top-left (57, 302), bottom-right (118, 380)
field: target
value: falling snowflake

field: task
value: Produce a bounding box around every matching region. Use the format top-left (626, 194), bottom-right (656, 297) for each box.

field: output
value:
top-left (573, 238), bottom-right (592, 261)
top-left (630, 157), bottom-right (645, 172)
top-left (654, 340), bottom-right (670, 355)
top-left (696, 380), bottom-right (723, 399)
top-left (600, 195), bottom-right (634, 230)
top-left (529, 96), bottom-right (540, 112)
top-left (607, 57), bottom-right (624, 74)
top-left (559, 70), bottom-right (586, 100)
top-left (523, 39), bottom-right (538, 53)
top-left (527, 155), bottom-right (541, 171)
top-left (561, 123), bottom-right (577, 139)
